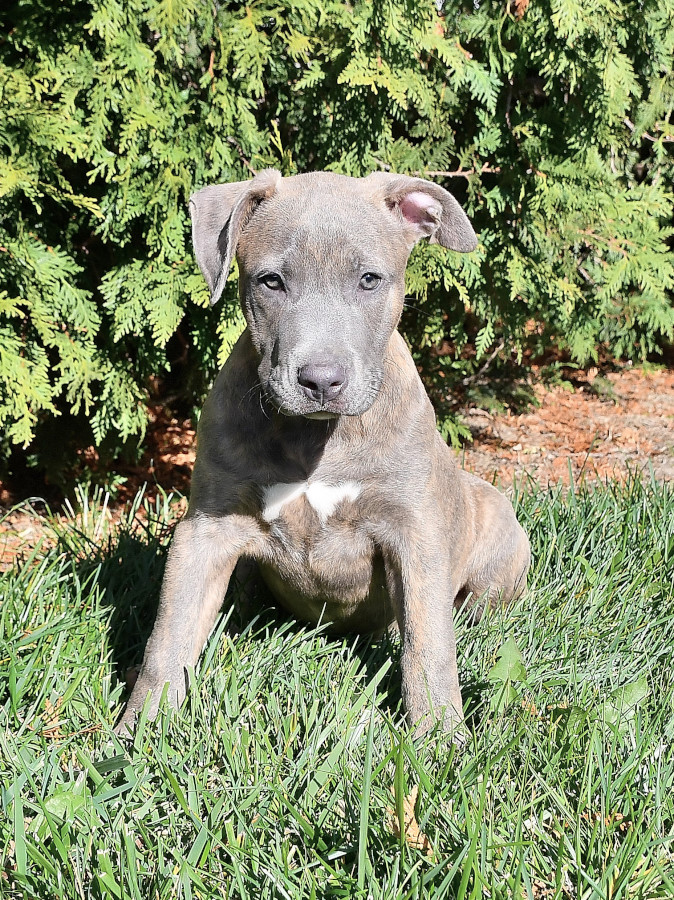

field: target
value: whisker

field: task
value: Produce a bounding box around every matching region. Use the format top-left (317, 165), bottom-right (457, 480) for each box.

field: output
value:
top-left (258, 389), bottom-right (271, 420)
top-left (238, 381), bottom-right (265, 413)
top-left (402, 296), bottom-right (432, 318)
top-left (384, 355), bottom-right (405, 377)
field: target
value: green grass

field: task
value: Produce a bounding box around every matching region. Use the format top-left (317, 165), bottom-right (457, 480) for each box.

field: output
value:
top-left (1, 476), bottom-right (674, 899)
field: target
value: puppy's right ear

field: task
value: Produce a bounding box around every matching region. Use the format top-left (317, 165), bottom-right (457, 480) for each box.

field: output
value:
top-left (189, 169), bottom-right (281, 305)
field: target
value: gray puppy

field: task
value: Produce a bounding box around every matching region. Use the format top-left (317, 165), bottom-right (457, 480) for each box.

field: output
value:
top-left (116, 170), bottom-right (530, 735)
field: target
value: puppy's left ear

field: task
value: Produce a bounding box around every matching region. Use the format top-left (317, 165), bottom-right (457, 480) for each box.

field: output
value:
top-left (365, 172), bottom-right (477, 252)
top-left (190, 169), bottom-right (281, 305)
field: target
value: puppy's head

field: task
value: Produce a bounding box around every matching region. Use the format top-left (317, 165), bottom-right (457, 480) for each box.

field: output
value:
top-left (190, 170), bottom-right (476, 418)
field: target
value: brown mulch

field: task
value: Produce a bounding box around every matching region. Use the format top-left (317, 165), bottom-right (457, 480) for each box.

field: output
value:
top-left (458, 365), bottom-right (674, 486)
top-left (115, 406), bottom-right (197, 504)
top-left (1, 364), bottom-right (672, 571)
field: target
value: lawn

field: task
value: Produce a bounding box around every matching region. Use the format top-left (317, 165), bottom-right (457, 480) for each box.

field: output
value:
top-left (1, 476), bottom-right (673, 899)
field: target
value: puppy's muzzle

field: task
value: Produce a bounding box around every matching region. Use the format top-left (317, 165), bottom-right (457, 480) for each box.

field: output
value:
top-left (297, 362), bottom-right (348, 405)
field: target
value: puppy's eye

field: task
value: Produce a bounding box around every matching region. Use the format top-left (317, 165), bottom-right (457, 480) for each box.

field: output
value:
top-left (359, 273), bottom-right (382, 291)
top-left (259, 273), bottom-right (285, 291)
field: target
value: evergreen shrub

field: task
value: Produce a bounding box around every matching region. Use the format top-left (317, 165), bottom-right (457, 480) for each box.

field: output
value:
top-left (1, 0), bottom-right (672, 481)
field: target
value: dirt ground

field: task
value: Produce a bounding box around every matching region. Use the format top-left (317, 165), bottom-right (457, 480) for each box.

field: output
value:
top-left (459, 364), bottom-right (674, 485)
top-left (1, 363), bottom-right (672, 570)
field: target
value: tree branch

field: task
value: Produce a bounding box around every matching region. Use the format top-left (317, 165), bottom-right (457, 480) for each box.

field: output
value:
top-left (422, 163), bottom-right (502, 179)
top-left (624, 118), bottom-right (674, 143)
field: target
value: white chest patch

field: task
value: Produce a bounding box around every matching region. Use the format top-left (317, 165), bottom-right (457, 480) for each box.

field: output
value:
top-left (262, 480), bottom-right (362, 524)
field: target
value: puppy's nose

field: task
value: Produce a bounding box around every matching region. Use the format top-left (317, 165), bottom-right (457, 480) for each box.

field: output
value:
top-left (297, 362), bottom-right (348, 404)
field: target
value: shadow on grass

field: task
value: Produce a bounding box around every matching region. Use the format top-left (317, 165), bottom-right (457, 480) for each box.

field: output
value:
top-left (55, 523), bottom-right (169, 679)
top-left (52, 510), bottom-right (417, 724)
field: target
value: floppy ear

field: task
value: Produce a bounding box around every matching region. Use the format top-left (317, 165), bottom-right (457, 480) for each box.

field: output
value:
top-left (189, 168), bottom-right (282, 305)
top-left (365, 172), bottom-right (477, 252)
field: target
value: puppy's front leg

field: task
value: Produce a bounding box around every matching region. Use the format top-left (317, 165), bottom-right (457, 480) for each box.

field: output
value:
top-left (387, 541), bottom-right (464, 735)
top-left (115, 513), bottom-right (253, 734)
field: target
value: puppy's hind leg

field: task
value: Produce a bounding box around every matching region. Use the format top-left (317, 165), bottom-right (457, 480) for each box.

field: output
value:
top-left (455, 475), bottom-right (531, 621)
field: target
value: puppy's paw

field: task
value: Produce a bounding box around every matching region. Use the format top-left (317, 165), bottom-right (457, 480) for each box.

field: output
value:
top-left (411, 703), bottom-right (466, 744)
top-left (114, 667), bottom-right (187, 738)
top-left (113, 711), bottom-right (137, 741)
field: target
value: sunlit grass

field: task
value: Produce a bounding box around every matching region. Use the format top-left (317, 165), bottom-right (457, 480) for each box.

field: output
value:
top-left (1, 476), bottom-right (673, 898)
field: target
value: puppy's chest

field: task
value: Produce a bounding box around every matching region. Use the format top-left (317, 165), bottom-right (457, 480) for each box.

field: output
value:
top-left (258, 479), bottom-right (373, 578)
top-left (262, 480), bottom-right (362, 527)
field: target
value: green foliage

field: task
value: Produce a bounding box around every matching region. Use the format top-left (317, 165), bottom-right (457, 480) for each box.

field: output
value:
top-left (1, 0), bottom-right (672, 478)
top-left (487, 636), bottom-right (528, 714)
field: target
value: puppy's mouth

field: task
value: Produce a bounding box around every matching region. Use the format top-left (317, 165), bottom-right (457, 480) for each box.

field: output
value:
top-left (275, 402), bottom-right (343, 419)
top-left (267, 392), bottom-right (367, 420)
top-left (303, 411), bottom-right (340, 420)
top-left (272, 397), bottom-right (373, 419)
